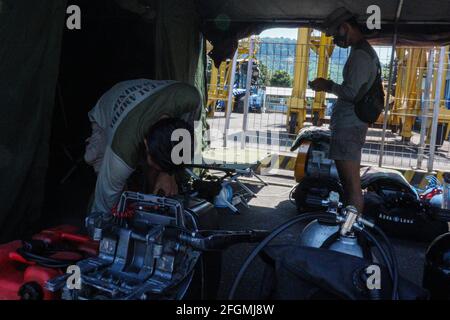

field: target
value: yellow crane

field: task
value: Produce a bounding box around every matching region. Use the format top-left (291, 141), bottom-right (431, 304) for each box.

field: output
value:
top-left (287, 28), bottom-right (334, 133)
top-left (391, 47), bottom-right (449, 142)
top-left (206, 38), bottom-right (259, 117)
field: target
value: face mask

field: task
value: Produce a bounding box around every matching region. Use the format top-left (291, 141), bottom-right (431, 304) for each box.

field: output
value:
top-left (333, 28), bottom-right (349, 48)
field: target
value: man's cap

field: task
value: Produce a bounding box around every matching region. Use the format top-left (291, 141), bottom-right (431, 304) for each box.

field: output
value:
top-left (322, 7), bottom-right (357, 36)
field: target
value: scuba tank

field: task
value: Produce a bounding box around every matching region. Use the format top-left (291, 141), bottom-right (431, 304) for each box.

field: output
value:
top-left (327, 234), bottom-right (365, 258)
top-left (298, 220), bottom-right (339, 250)
top-left (297, 192), bottom-right (369, 259)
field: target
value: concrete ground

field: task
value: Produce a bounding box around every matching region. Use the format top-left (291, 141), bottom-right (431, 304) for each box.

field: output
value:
top-left (43, 161), bottom-right (430, 300)
top-left (214, 178), bottom-right (429, 299)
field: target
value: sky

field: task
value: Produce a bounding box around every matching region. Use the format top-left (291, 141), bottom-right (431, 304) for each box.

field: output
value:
top-left (259, 28), bottom-right (299, 39)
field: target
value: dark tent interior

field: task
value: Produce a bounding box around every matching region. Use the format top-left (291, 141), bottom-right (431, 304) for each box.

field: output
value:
top-left (0, 0), bottom-right (206, 242)
top-left (1, 0), bottom-right (450, 243)
top-left (43, 0), bottom-right (158, 232)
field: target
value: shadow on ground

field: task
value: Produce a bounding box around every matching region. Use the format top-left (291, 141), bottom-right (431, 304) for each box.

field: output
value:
top-left (215, 182), bottom-right (428, 299)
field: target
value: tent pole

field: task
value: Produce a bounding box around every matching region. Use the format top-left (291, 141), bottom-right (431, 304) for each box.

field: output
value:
top-left (224, 49), bottom-right (238, 147)
top-left (427, 46), bottom-right (446, 172)
top-left (416, 48), bottom-right (435, 169)
top-left (241, 36), bottom-right (254, 149)
top-left (378, 0), bottom-right (404, 167)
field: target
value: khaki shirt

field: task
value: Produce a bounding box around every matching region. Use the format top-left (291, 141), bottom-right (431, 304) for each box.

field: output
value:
top-left (330, 41), bottom-right (378, 130)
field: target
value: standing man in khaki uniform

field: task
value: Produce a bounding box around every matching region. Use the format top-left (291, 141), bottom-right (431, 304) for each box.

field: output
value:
top-left (309, 8), bottom-right (380, 214)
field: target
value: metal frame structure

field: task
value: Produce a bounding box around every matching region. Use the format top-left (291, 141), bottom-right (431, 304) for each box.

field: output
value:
top-left (206, 2), bottom-right (450, 173)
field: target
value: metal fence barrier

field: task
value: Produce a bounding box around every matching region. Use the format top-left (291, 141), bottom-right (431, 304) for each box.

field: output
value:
top-left (206, 34), bottom-right (450, 172)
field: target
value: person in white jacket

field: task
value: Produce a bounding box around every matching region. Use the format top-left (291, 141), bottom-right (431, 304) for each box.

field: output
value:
top-left (84, 79), bottom-right (201, 213)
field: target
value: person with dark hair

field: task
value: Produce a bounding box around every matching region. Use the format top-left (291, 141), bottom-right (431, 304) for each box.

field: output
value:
top-left (308, 8), bottom-right (380, 214)
top-left (84, 79), bottom-right (201, 213)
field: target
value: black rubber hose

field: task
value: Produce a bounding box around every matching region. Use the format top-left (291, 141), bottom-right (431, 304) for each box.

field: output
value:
top-left (228, 212), bottom-right (336, 300)
top-left (358, 228), bottom-right (398, 300)
top-left (320, 231), bottom-right (340, 249)
top-left (16, 248), bottom-right (78, 268)
top-left (370, 224), bottom-right (400, 300)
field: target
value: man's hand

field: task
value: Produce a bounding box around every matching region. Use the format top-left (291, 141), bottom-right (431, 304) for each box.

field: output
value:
top-left (308, 78), bottom-right (333, 92)
top-left (153, 172), bottom-right (178, 197)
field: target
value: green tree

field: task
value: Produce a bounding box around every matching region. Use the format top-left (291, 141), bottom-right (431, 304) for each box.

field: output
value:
top-left (270, 70), bottom-right (292, 87)
top-left (257, 63), bottom-right (270, 86)
top-left (381, 62), bottom-right (390, 80)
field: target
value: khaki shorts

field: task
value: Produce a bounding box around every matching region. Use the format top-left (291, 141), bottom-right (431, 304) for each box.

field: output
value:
top-left (329, 126), bottom-right (368, 162)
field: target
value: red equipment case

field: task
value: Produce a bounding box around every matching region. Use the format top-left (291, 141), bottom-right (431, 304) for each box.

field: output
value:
top-left (0, 225), bottom-right (98, 300)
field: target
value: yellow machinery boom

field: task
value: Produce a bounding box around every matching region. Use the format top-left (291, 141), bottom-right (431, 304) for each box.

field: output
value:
top-left (207, 38), bottom-right (259, 118)
top-left (310, 32), bottom-right (335, 125)
top-left (391, 47), bottom-right (449, 142)
top-left (287, 28), bottom-right (334, 133)
top-left (207, 60), bottom-right (231, 117)
top-left (286, 28), bottom-right (310, 133)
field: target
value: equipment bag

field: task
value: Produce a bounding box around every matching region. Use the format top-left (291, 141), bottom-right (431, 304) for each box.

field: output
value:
top-left (353, 42), bottom-right (385, 124)
top-left (258, 244), bottom-right (428, 300)
top-left (363, 192), bottom-right (449, 242)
